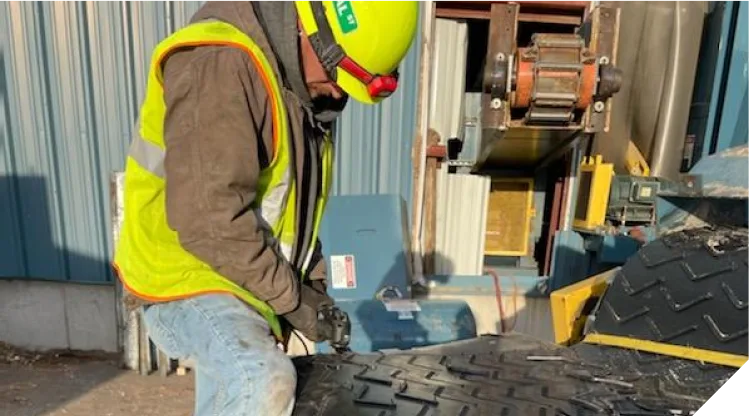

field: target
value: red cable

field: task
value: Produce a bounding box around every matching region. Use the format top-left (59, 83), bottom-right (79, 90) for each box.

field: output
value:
top-left (486, 268), bottom-right (507, 333)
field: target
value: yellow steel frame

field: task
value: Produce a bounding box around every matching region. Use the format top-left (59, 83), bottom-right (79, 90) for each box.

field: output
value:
top-left (625, 141), bottom-right (651, 176)
top-left (484, 178), bottom-right (535, 256)
top-left (550, 266), bottom-right (748, 367)
top-left (550, 268), bottom-right (617, 345)
top-left (573, 155), bottom-right (614, 231)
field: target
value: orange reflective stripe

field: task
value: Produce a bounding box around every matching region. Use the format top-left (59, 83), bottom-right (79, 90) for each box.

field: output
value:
top-left (113, 262), bottom-right (228, 303)
top-left (111, 262), bottom-right (283, 340)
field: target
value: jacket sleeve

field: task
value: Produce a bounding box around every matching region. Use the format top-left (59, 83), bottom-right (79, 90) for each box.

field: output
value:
top-left (161, 46), bottom-right (300, 315)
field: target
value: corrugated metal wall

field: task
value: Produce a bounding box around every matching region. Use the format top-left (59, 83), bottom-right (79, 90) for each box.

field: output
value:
top-left (428, 18), bottom-right (466, 143)
top-left (428, 18), bottom-right (490, 276)
top-left (0, 1), bottom-right (421, 283)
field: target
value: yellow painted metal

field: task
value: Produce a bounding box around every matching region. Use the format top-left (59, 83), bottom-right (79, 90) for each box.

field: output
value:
top-left (584, 333), bottom-right (748, 368)
top-left (484, 178), bottom-right (534, 256)
top-left (625, 141), bottom-right (651, 176)
top-left (550, 268), bottom-right (617, 345)
top-left (572, 155), bottom-right (614, 231)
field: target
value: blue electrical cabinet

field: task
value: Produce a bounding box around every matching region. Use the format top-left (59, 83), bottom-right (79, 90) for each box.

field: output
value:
top-left (317, 194), bottom-right (478, 353)
top-left (318, 194), bottom-right (413, 301)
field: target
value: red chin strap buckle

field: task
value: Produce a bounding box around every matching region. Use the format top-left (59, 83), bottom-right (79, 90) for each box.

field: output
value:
top-left (338, 56), bottom-right (399, 100)
top-left (367, 75), bottom-right (398, 98)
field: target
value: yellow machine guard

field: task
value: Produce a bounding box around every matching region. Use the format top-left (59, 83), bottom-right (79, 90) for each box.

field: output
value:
top-left (572, 155), bottom-right (614, 231)
top-left (550, 269), bottom-right (616, 345)
top-left (551, 268), bottom-right (748, 368)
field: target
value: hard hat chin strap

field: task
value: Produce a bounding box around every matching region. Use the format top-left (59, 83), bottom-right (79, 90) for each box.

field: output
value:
top-left (307, 1), bottom-right (345, 80)
top-left (305, 1), bottom-right (399, 99)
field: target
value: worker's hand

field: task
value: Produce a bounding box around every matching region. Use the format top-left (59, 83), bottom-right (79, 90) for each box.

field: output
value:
top-left (281, 282), bottom-right (334, 342)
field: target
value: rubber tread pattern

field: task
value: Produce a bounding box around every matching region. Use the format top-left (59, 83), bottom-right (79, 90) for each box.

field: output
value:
top-left (293, 336), bottom-right (734, 415)
top-left (589, 227), bottom-right (748, 356)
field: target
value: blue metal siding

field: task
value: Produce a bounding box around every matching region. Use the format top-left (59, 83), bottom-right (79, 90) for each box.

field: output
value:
top-left (689, 1), bottom-right (749, 163)
top-left (713, 1), bottom-right (748, 153)
top-left (687, 2), bottom-right (732, 163)
top-left (332, 8), bottom-right (421, 210)
top-left (0, 1), bottom-right (421, 283)
top-left (332, 68), bottom-right (420, 207)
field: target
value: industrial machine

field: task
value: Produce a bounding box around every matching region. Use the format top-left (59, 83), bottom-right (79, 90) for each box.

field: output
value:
top-left (473, 2), bottom-right (622, 170)
top-left (432, 1), bottom-right (699, 281)
top-left (427, 0), bottom-right (747, 361)
top-left (420, 1), bottom-right (638, 287)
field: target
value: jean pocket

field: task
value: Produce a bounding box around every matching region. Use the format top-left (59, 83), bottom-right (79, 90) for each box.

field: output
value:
top-left (142, 304), bottom-right (189, 360)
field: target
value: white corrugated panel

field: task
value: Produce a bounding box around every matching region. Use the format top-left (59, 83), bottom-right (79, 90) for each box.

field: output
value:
top-left (435, 172), bottom-right (490, 275)
top-left (429, 19), bottom-right (481, 277)
top-left (428, 18), bottom-right (468, 142)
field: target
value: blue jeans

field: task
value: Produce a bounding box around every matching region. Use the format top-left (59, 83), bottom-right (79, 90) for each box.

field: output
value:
top-left (142, 294), bottom-right (296, 416)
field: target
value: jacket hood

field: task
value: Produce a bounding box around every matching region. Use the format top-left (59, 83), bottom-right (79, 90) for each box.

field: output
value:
top-left (189, 1), bottom-right (347, 124)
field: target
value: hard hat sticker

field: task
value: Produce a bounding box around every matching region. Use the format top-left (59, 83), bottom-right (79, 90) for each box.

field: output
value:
top-left (333, 1), bottom-right (358, 34)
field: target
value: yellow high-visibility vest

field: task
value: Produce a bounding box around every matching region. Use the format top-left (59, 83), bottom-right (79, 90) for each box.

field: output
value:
top-left (113, 20), bottom-right (333, 339)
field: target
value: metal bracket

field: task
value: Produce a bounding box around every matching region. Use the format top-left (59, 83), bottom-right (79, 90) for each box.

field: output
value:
top-left (656, 174), bottom-right (703, 197)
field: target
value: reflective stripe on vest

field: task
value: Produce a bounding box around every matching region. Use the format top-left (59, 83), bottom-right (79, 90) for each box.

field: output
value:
top-left (113, 20), bottom-right (306, 340)
top-left (127, 122), bottom-right (165, 179)
top-left (128, 126), bottom-right (295, 264)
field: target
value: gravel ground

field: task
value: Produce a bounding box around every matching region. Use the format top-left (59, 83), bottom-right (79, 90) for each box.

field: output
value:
top-left (1, 343), bottom-right (194, 416)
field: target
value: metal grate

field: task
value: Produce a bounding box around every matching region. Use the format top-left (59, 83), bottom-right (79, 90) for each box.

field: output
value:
top-left (484, 179), bottom-right (534, 256)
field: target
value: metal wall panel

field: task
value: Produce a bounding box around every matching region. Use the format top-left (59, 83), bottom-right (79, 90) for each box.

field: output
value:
top-left (686, 2), bottom-right (731, 165)
top-left (331, 8), bottom-right (422, 210)
top-left (331, 66), bottom-right (419, 207)
top-left (712, 1), bottom-right (748, 154)
top-left (428, 18), bottom-right (467, 143)
top-left (0, 1), bottom-right (421, 283)
top-left (428, 17), bottom-right (489, 277)
top-left (434, 171), bottom-right (490, 275)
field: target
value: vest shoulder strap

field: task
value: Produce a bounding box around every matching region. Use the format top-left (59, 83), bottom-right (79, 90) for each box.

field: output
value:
top-left (148, 20), bottom-right (288, 164)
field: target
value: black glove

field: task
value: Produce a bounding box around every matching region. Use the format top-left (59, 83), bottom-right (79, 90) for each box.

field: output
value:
top-left (281, 282), bottom-right (334, 342)
top-left (317, 304), bottom-right (351, 352)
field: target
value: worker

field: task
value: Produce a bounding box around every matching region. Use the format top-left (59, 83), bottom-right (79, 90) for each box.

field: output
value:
top-left (112, 1), bottom-right (418, 415)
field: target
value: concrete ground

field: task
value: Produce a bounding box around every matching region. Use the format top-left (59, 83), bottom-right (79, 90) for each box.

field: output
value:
top-left (1, 344), bottom-right (193, 416)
